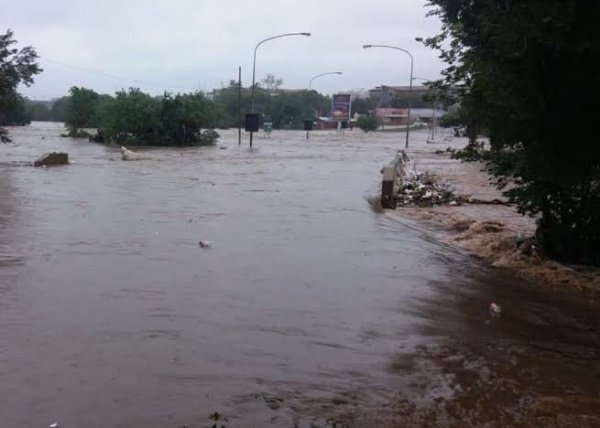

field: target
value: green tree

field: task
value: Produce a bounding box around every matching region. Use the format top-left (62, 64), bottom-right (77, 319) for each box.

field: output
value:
top-left (213, 80), bottom-right (252, 129)
top-left (157, 92), bottom-right (219, 145)
top-left (426, 0), bottom-right (600, 265)
top-left (260, 74), bottom-right (283, 91)
top-left (96, 88), bottom-right (159, 143)
top-left (65, 86), bottom-right (101, 135)
top-left (0, 92), bottom-right (30, 126)
top-left (351, 97), bottom-right (377, 115)
top-left (267, 90), bottom-right (330, 129)
top-left (388, 93), bottom-right (432, 109)
top-left (357, 114), bottom-right (379, 132)
top-left (0, 29), bottom-right (42, 129)
top-left (439, 107), bottom-right (466, 129)
top-left (26, 100), bottom-right (52, 121)
top-left (94, 88), bottom-right (219, 146)
top-left (213, 80), bottom-right (330, 130)
top-left (50, 96), bottom-right (69, 122)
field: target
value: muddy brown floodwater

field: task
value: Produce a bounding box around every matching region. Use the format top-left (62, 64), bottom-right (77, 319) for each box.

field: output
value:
top-left (1, 122), bottom-right (599, 427)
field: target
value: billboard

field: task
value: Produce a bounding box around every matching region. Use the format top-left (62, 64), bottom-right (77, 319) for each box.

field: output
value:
top-left (331, 94), bottom-right (351, 122)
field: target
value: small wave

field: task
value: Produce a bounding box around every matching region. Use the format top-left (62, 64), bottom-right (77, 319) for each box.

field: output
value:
top-left (0, 161), bottom-right (32, 167)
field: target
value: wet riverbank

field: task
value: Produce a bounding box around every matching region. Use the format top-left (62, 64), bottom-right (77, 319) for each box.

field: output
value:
top-left (397, 136), bottom-right (600, 295)
top-left (1, 123), bottom-right (599, 427)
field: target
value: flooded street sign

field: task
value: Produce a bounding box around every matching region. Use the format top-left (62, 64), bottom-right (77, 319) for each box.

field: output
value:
top-left (263, 121), bottom-right (272, 134)
top-left (303, 119), bottom-right (313, 139)
top-left (245, 113), bottom-right (259, 147)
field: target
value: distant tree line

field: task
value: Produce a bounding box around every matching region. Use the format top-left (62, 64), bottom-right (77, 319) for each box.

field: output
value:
top-left (210, 77), bottom-right (331, 129)
top-left (24, 78), bottom-right (336, 144)
top-left (26, 78), bottom-right (437, 135)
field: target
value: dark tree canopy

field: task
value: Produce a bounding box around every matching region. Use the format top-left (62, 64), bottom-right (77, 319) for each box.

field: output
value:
top-left (0, 29), bottom-right (42, 127)
top-left (426, 0), bottom-right (600, 265)
top-left (65, 86), bottom-right (101, 133)
top-left (64, 87), bottom-right (220, 146)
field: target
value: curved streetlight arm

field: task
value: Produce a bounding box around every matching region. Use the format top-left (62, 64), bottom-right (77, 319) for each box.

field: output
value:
top-left (251, 32), bottom-right (311, 110)
top-left (362, 44), bottom-right (413, 62)
top-left (308, 71), bottom-right (343, 90)
top-left (362, 44), bottom-right (414, 148)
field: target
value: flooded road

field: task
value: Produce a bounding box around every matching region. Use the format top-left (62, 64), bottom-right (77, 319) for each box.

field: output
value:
top-left (1, 122), bottom-right (599, 427)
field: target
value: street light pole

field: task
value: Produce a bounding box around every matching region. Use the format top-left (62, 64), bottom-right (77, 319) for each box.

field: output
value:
top-left (362, 44), bottom-right (414, 148)
top-left (308, 71), bottom-right (343, 90)
top-left (307, 72), bottom-right (343, 135)
top-left (250, 32), bottom-right (311, 112)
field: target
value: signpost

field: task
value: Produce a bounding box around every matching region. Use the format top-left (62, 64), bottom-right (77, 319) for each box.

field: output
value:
top-left (263, 121), bottom-right (273, 134)
top-left (245, 113), bottom-right (259, 147)
top-left (331, 94), bottom-right (351, 133)
top-left (304, 119), bottom-right (313, 139)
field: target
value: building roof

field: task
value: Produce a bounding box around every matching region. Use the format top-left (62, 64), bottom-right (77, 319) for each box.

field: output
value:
top-left (374, 108), bottom-right (408, 117)
top-left (411, 108), bottom-right (447, 118)
top-left (370, 85), bottom-right (431, 92)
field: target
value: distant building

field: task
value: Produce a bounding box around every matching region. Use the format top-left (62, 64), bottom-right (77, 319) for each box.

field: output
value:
top-left (410, 108), bottom-right (447, 123)
top-left (373, 107), bottom-right (447, 126)
top-left (374, 108), bottom-right (409, 126)
top-left (368, 85), bottom-right (431, 105)
top-left (348, 89), bottom-right (370, 100)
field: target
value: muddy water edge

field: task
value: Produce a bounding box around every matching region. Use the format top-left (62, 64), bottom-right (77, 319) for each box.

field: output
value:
top-left (0, 122), bottom-right (599, 427)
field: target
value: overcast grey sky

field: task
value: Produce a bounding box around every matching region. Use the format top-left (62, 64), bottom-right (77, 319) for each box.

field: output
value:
top-left (1, 0), bottom-right (444, 99)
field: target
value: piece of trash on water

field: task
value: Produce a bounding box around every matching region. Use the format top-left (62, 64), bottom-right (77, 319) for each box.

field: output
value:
top-left (120, 146), bottom-right (144, 161)
top-left (489, 302), bottom-right (502, 317)
top-left (220, 146), bottom-right (227, 150)
top-left (49, 423), bottom-right (58, 428)
top-left (199, 240), bottom-right (212, 248)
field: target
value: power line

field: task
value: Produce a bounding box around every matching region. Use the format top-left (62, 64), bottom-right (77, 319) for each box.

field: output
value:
top-left (42, 57), bottom-right (199, 92)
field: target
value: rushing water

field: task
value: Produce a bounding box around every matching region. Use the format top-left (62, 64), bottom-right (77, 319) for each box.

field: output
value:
top-left (1, 123), bottom-right (599, 427)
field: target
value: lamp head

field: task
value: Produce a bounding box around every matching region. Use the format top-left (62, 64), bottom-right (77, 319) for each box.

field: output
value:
top-left (362, 44), bottom-right (372, 49)
top-left (301, 32), bottom-right (312, 37)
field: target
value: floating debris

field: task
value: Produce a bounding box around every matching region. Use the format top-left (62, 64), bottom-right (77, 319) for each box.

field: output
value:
top-left (120, 146), bottom-right (144, 161)
top-left (394, 171), bottom-right (458, 207)
top-left (199, 240), bottom-right (212, 248)
top-left (489, 302), bottom-right (502, 317)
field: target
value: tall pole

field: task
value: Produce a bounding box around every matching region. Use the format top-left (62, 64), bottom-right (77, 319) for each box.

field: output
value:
top-left (238, 66), bottom-right (242, 145)
top-left (307, 71), bottom-right (343, 135)
top-left (248, 32), bottom-right (311, 148)
top-left (362, 44), bottom-right (414, 148)
top-left (251, 32), bottom-right (311, 113)
top-left (407, 57), bottom-right (413, 149)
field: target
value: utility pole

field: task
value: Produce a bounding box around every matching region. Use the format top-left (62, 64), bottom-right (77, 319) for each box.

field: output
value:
top-left (363, 44), bottom-right (415, 148)
top-left (238, 66), bottom-right (241, 145)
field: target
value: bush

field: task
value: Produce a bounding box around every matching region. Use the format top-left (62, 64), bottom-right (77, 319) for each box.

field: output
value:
top-left (85, 88), bottom-right (220, 146)
top-left (357, 115), bottom-right (379, 132)
top-left (197, 129), bottom-right (220, 146)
